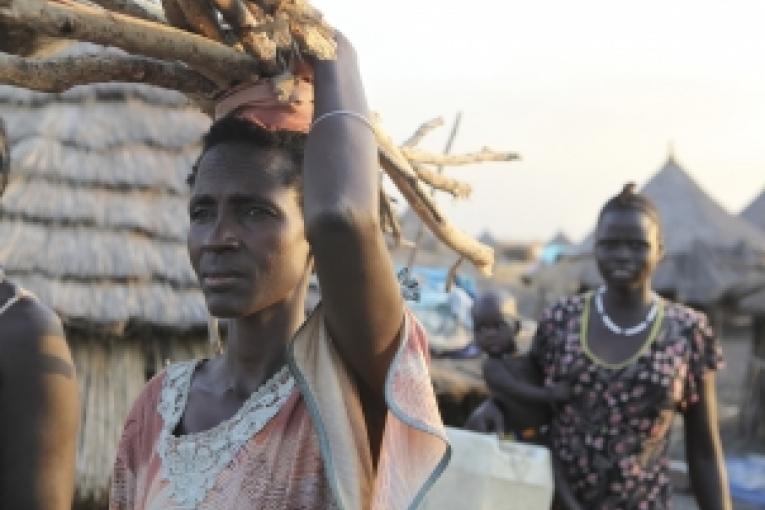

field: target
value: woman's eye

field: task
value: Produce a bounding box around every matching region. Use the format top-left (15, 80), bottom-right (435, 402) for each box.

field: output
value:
top-left (598, 240), bottom-right (617, 250)
top-left (190, 207), bottom-right (212, 221)
top-left (245, 206), bottom-right (275, 218)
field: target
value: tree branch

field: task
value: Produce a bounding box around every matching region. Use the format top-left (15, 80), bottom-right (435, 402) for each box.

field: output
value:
top-left (208, 0), bottom-right (277, 68)
top-left (403, 116), bottom-right (444, 147)
top-left (372, 118), bottom-right (494, 275)
top-left (0, 52), bottom-right (218, 95)
top-left (370, 116), bottom-right (443, 222)
top-left (402, 146), bottom-right (520, 166)
top-left (0, 0), bottom-right (260, 87)
top-left (174, 0), bottom-right (227, 44)
top-left (87, 0), bottom-right (166, 24)
top-left (412, 163), bottom-right (472, 198)
top-left (379, 189), bottom-right (402, 244)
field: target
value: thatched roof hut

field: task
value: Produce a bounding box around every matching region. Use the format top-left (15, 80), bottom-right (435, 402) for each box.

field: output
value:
top-left (741, 189), bottom-right (765, 233)
top-left (531, 156), bottom-right (765, 307)
top-left (0, 66), bottom-right (212, 506)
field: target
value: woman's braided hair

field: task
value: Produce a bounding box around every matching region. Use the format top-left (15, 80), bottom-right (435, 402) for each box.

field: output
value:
top-left (597, 182), bottom-right (663, 237)
top-left (0, 118), bottom-right (9, 197)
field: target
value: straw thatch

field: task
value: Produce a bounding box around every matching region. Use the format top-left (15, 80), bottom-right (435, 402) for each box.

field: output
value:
top-left (0, 66), bottom-right (211, 507)
top-left (531, 156), bottom-right (765, 307)
top-left (741, 189), bottom-right (765, 233)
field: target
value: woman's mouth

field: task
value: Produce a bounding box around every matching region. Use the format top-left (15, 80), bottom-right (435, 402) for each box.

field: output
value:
top-left (609, 268), bottom-right (634, 278)
top-left (202, 272), bottom-right (246, 288)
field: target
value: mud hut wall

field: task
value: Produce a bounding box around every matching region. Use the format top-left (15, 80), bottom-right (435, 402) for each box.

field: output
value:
top-left (70, 331), bottom-right (211, 507)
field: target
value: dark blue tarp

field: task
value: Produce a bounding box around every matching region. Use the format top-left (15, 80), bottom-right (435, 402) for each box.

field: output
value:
top-left (728, 456), bottom-right (765, 507)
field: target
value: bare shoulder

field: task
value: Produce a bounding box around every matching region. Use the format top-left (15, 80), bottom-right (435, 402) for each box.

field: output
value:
top-left (0, 285), bottom-right (73, 379)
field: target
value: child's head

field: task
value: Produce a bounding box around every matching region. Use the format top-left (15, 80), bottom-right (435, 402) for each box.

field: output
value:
top-left (471, 291), bottom-right (520, 356)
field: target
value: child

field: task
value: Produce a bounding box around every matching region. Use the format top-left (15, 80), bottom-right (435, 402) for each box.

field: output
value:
top-left (465, 290), bottom-right (579, 509)
top-left (465, 291), bottom-right (561, 441)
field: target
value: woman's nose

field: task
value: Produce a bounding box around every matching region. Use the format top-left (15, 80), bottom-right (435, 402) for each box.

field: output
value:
top-left (204, 216), bottom-right (241, 251)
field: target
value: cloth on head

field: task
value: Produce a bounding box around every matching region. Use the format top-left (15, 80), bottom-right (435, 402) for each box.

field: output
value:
top-left (214, 64), bottom-right (314, 133)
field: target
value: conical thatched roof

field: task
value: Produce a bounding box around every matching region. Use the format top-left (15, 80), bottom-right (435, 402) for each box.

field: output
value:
top-left (532, 157), bottom-right (765, 305)
top-left (577, 157), bottom-right (765, 255)
top-left (741, 190), bottom-right (765, 232)
top-left (0, 70), bottom-right (210, 333)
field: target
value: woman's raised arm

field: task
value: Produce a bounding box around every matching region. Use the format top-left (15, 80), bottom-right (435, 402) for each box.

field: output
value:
top-left (302, 35), bottom-right (404, 400)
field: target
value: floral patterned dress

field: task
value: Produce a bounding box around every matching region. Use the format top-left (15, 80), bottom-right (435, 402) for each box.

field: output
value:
top-left (530, 293), bottom-right (723, 510)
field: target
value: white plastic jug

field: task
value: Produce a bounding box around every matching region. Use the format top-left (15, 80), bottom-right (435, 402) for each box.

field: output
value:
top-left (421, 427), bottom-right (554, 510)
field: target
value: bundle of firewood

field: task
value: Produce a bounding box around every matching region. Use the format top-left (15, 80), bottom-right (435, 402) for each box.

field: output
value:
top-left (0, 0), bottom-right (519, 275)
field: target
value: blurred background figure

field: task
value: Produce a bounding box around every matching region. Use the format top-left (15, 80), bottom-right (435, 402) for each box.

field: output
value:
top-left (0, 117), bottom-right (79, 509)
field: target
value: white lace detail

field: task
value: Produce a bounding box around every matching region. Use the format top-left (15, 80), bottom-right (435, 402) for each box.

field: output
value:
top-left (156, 361), bottom-right (295, 507)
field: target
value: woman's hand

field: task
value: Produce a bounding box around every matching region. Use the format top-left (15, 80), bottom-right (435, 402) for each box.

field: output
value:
top-left (465, 399), bottom-right (505, 434)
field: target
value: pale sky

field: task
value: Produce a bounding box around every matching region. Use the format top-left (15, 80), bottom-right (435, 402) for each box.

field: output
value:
top-left (313, 0), bottom-right (765, 242)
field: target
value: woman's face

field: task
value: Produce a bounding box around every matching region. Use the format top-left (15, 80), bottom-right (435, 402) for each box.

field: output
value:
top-left (595, 208), bottom-right (663, 291)
top-left (187, 141), bottom-right (310, 318)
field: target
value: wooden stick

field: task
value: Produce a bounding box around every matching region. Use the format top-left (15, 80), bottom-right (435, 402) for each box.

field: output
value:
top-left (402, 146), bottom-right (520, 166)
top-left (379, 189), bottom-right (402, 244)
top-left (0, 52), bottom-right (218, 95)
top-left (372, 118), bottom-right (494, 275)
top-left (370, 116), bottom-right (443, 222)
top-left (445, 256), bottom-right (464, 292)
top-left (382, 156), bottom-right (493, 276)
top-left (160, 0), bottom-right (192, 31)
top-left (208, 0), bottom-right (277, 67)
top-left (0, 0), bottom-right (260, 87)
top-left (86, 0), bottom-right (166, 23)
top-left (407, 112), bottom-right (462, 269)
top-left (174, 0), bottom-right (227, 44)
top-left (412, 163), bottom-right (472, 198)
top-left (403, 116), bottom-right (444, 147)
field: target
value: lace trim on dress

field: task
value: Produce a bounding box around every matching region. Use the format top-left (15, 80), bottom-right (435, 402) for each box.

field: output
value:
top-left (156, 361), bottom-right (295, 507)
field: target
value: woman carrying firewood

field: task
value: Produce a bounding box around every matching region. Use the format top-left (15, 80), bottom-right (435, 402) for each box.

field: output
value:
top-left (0, 119), bottom-right (79, 509)
top-left (109, 29), bottom-right (449, 510)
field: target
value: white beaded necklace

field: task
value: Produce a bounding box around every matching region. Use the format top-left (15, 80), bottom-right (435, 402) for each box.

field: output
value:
top-left (595, 286), bottom-right (659, 336)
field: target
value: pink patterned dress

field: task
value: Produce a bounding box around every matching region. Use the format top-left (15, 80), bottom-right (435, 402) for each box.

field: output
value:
top-left (530, 293), bottom-right (723, 510)
top-left (110, 309), bottom-right (449, 510)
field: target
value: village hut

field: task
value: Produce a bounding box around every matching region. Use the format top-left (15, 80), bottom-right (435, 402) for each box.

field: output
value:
top-left (530, 155), bottom-right (765, 310)
top-left (0, 49), bottom-right (212, 506)
top-left (741, 189), bottom-right (765, 232)
top-left (739, 261), bottom-right (765, 441)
